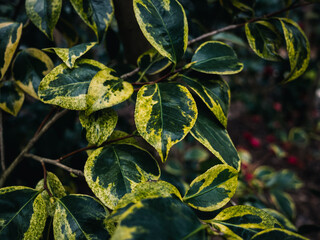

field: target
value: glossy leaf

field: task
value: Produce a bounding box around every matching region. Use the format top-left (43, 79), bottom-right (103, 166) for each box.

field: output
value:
top-left (262, 208), bottom-right (297, 232)
top-left (245, 20), bottom-right (283, 61)
top-left (182, 74), bottom-right (230, 128)
top-left (0, 21), bottom-right (22, 80)
top-left (270, 190), bottom-right (296, 220)
top-left (133, 0), bottom-right (188, 63)
top-left (137, 48), bottom-right (171, 76)
top-left (265, 169), bottom-right (303, 190)
top-left (38, 59), bottom-right (107, 110)
top-left (112, 197), bottom-right (206, 240)
top-left (86, 68), bottom-right (134, 115)
top-left (210, 205), bottom-right (282, 240)
top-left (84, 144), bottom-right (160, 209)
top-left (35, 172), bottom-right (66, 216)
top-left (278, 18), bottom-right (310, 83)
top-left (191, 41), bottom-right (243, 74)
top-left (53, 194), bottom-right (110, 239)
top-left (183, 164), bottom-right (238, 211)
top-left (219, 0), bottom-right (255, 15)
top-left (115, 180), bottom-right (182, 211)
top-left (106, 130), bottom-right (139, 146)
top-left (25, 0), bottom-right (62, 40)
top-left (135, 83), bottom-right (198, 162)
top-left (79, 108), bottom-right (118, 146)
top-left (69, 0), bottom-right (114, 41)
top-left (0, 81), bottom-right (24, 116)
top-left (190, 108), bottom-right (240, 171)
top-left (251, 228), bottom-right (308, 240)
top-left (12, 48), bottom-right (54, 99)
top-left (43, 42), bottom-right (96, 68)
top-left (0, 186), bottom-right (47, 240)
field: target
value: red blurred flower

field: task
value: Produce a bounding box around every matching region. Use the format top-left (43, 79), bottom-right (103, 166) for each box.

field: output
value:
top-left (266, 134), bottom-right (276, 143)
top-left (273, 102), bottom-right (282, 112)
top-left (245, 173), bottom-right (254, 182)
top-left (243, 131), bottom-right (253, 140)
top-left (287, 155), bottom-right (299, 166)
top-left (250, 137), bottom-right (261, 148)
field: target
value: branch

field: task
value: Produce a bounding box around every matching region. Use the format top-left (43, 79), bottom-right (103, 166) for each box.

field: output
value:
top-left (0, 109), bottom-right (68, 187)
top-left (0, 110), bottom-right (5, 171)
top-left (26, 153), bottom-right (84, 177)
top-left (188, 1), bottom-right (313, 45)
top-left (120, 67), bottom-right (140, 79)
top-left (41, 161), bottom-right (53, 197)
top-left (57, 134), bottom-right (137, 162)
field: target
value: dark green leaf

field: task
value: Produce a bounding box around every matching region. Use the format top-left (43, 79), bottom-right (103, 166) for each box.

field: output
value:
top-left (270, 190), bottom-right (296, 220)
top-left (133, 0), bottom-right (188, 63)
top-left (251, 228), bottom-right (308, 240)
top-left (135, 83), bottom-right (198, 162)
top-left (262, 209), bottom-right (297, 232)
top-left (25, 0), bottom-right (62, 40)
top-left (84, 144), bottom-right (160, 209)
top-left (0, 81), bottom-right (24, 116)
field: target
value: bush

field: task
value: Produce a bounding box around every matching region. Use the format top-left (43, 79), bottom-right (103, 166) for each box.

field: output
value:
top-left (0, 0), bottom-right (316, 239)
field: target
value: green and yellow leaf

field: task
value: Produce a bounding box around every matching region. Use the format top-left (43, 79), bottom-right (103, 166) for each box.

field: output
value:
top-left (135, 83), bottom-right (198, 162)
top-left (25, 0), bottom-right (62, 40)
top-left (43, 42), bottom-right (96, 68)
top-left (190, 108), bottom-right (240, 171)
top-left (245, 20), bottom-right (283, 61)
top-left (53, 194), bottom-right (110, 239)
top-left (106, 130), bottom-right (139, 146)
top-left (137, 48), bottom-right (171, 76)
top-left (0, 81), bottom-right (24, 116)
top-left (262, 208), bottom-right (297, 232)
top-left (133, 0), bottom-right (188, 63)
top-left (182, 73), bottom-right (230, 128)
top-left (79, 108), bottom-right (118, 146)
top-left (35, 172), bottom-right (66, 216)
top-left (191, 41), bottom-right (243, 74)
top-left (270, 190), bottom-right (296, 220)
top-left (69, 0), bottom-right (114, 41)
top-left (84, 144), bottom-right (160, 209)
top-left (38, 59), bottom-right (107, 110)
top-left (183, 164), bottom-right (238, 211)
top-left (12, 48), bottom-right (54, 99)
top-left (0, 21), bottom-right (22, 80)
top-left (86, 68), bottom-right (134, 115)
top-left (0, 186), bottom-right (47, 240)
top-left (112, 197), bottom-right (206, 240)
top-left (209, 205), bottom-right (282, 240)
top-left (115, 180), bottom-right (182, 211)
top-left (251, 228), bottom-right (308, 240)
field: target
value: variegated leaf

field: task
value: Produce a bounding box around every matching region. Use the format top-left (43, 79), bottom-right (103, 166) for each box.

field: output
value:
top-left (251, 228), bottom-right (308, 240)
top-left (182, 73), bottom-right (230, 128)
top-left (115, 180), bottom-right (182, 211)
top-left (190, 108), bottom-right (240, 171)
top-left (25, 0), bottom-right (62, 40)
top-left (112, 198), bottom-right (206, 240)
top-left (137, 48), bottom-right (171, 76)
top-left (0, 20), bottom-right (22, 80)
top-left (0, 81), bottom-right (24, 116)
top-left (38, 59), bottom-right (107, 110)
top-left (219, 0), bottom-right (255, 15)
top-left (191, 41), bottom-right (243, 74)
top-left (69, 0), bottom-right (114, 41)
top-left (53, 194), bottom-right (110, 239)
top-left (79, 108), bottom-right (118, 146)
top-left (84, 144), bottom-right (160, 209)
top-left (86, 68), bottom-right (134, 115)
top-left (262, 209), bottom-right (297, 232)
top-left (133, 0), bottom-right (188, 63)
top-left (210, 205), bottom-right (282, 240)
top-left (0, 186), bottom-right (47, 240)
top-left (43, 42), bottom-right (97, 68)
top-left (245, 20), bottom-right (283, 61)
top-left (277, 18), bottom-right (310, 83)
top-left (135, 83), bottom-right (198, 162)
top-left (183, 164), bottom-right (238, 211)
top-left (12, 48), bottom-right (54, 99)
top-left (106, 130), bottom-right (139, 146)
top-left (270, 190), bottom-right (296, 220)
top-left (35, 172), bottom-right (66, 217)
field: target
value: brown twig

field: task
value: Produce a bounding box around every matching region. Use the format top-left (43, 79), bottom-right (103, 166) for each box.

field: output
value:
top-left (120, 67), bottom-right (140, 79)
top-left (0, 109), bottom-right (68, 187)
top-left (57, 134), bottom-right (137, 162)
top-left (26, 153), bottom-right (84, 177)
top-left (41, 161), bottom-right (53, 197)
top-left (0, 110), bottom-right (5, 171)
top-left (34, 107), bottom-right (57, 137)
top-left (187, 1), bottom-right (313, 46)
